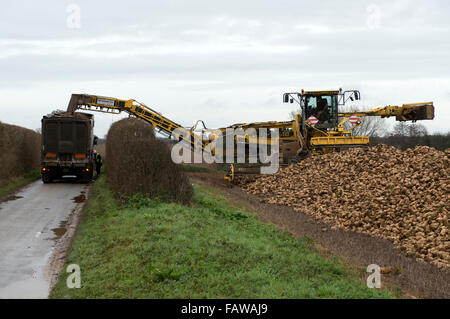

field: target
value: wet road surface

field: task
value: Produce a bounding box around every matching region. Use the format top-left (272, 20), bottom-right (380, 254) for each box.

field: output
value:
top-left (0, 180), bottom-right (88, 298)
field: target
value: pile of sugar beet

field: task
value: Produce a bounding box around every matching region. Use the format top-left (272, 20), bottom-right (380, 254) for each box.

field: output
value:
top-left (240, 145), bottom-right (450, 269)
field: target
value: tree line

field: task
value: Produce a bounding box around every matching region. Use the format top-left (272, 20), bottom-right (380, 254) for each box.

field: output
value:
top-left (370, 122), bottom-right (450, 151)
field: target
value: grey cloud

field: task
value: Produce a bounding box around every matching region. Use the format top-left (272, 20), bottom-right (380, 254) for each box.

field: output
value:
top-left (0, 0), bottom-right (449, 135)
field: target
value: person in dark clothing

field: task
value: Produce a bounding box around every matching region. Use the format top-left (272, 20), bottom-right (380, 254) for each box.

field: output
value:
top-left (316, 98), bottom-right (329, 122)
top-left (94, 151), bottom-right (102, 177)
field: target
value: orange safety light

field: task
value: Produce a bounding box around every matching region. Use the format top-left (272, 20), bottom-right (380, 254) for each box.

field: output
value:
top-left (74, 154), bottom-right (87, 159)
top-left (45, 153), bottom-right (57, 158)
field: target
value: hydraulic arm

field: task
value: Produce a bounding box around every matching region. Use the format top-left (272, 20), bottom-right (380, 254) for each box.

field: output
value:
top-left (67, 93), bottom-right (209, 151)
top-left (338, 102), bottom-right (434, 122)
top-left (64, 91), bottom-right (435, 183)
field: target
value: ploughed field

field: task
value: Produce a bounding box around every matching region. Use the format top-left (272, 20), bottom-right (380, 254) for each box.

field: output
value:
top-left (239, 145), bottom-right (450, 269)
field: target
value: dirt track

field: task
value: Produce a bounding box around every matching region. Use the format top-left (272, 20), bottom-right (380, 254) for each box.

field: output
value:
top-left (188, 171), bottom-right (450, 298)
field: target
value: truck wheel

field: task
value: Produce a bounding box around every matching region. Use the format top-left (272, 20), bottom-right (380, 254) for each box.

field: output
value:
top-left (42, 175), bottom-right (52, 184)
top-left (81, 172), bottom-right (93, 183)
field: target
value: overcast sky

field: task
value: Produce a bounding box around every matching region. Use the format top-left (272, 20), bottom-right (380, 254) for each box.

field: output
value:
top-left (1, 0), bottom-right (449, 137)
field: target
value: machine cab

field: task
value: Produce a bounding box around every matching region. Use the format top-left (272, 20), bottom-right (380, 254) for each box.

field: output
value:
top-left (303, 91), bottom-right (339, 129)
top-left (283, 89), bottom-right (360, 130)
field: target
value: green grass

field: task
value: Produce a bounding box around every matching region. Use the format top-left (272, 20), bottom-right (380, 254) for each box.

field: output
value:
top-left (50, 176), bottom-right (393, 298)
top-left (178, 164), bottom-right (218, 173)
top-left (0, 170), bottom-right (40, 198)
top-left (178, 163), bottom-right (230, 173)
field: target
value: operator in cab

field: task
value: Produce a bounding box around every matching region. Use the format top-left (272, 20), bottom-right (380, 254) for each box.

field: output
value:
top-left (316, 98), bottom-right (329, 122)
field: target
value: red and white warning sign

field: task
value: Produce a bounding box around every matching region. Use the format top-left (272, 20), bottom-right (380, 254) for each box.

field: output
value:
top-left (306, 115), bottom-right (319, 126)
top-left (349, 115), bottom-right (361, 125)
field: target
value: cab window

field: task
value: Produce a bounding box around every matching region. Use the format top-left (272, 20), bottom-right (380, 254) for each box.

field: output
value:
top-left (304, 95), bottom-right (338, 128)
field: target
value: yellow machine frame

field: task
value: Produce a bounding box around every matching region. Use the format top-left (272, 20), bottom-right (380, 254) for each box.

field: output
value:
top-left (66, 91), bottom-right (434, 182)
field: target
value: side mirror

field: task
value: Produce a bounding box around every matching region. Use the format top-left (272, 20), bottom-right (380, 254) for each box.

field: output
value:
top-left (93, 135), bottom-right (98, 146)
top-left (283, 94), bottom-right (289, 103)
top-left (355, 91), bottom-right (360, 100)
top-left (290, 98), bottom-right (294, 103)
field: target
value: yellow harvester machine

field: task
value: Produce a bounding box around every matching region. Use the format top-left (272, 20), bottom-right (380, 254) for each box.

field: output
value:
top-left (65, 89), bottom-right (434, 182)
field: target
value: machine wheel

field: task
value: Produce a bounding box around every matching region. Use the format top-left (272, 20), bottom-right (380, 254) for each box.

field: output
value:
top-left (291, 150), bottom-right (310, 163)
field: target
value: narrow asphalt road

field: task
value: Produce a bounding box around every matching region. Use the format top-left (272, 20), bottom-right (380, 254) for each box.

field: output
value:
top-left (0, 180), bottom-right (89, 298)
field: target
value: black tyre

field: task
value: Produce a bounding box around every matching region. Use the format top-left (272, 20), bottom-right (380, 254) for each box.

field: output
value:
top-left (42, 175), bottom-right (52, 184)
top-left (81, 172), bottom-right (93, 183)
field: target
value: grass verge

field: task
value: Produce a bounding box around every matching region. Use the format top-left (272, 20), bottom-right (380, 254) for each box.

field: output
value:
top-left (179, 163), bottom-right (229, 173)
top-left (50, 176), bottom-right (393, 298)
top-left (179, 164), bottom-right (217, 173)
top-left (0, 170), bottom-right (40, 198)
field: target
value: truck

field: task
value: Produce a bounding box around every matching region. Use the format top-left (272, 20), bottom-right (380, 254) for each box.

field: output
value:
top-left (41, 111), bottom-right (97, 183)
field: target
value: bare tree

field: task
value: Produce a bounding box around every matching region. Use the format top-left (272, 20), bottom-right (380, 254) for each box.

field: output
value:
top-left (391, 122), bottom-right (428, 137)
top-left (408, 123), bottom-right (428, 137)
top-left (339, 105), bottom-right (386, 137)
top-left (392, 122), bottom-right (409, 136)
top-left (289, 109), bottom-right (299, 120)
top-left (374, 124), bottom-right (449, 150)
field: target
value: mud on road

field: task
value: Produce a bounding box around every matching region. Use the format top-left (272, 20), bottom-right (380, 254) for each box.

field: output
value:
top-left (188, 171), bottom-right (450, 299)
top-left (0, 179), bottom-right (89, 299)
